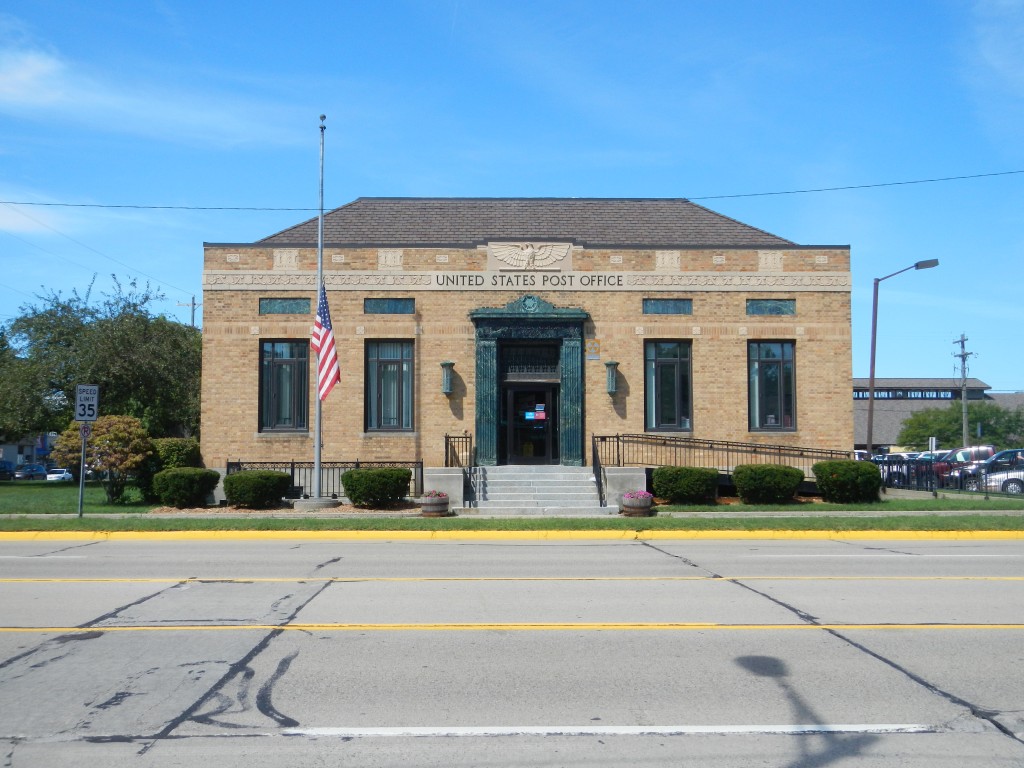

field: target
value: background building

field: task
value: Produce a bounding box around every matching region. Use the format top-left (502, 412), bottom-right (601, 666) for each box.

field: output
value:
top-left (201, 197), bottom-right (853, 482)
top-left (854, 377), bottom-right (1024, 451)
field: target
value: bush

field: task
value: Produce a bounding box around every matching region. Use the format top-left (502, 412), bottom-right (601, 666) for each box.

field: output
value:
top-left (732, 464), bottom-right (804, 504)
top-left (652, 466), bottom-right (720, 504)
top-left (812, 460), bottom-right (881, 504)
top-left (342, 468), bottom-right (413, 507)
top-left (223, 470), bottom-right (292, 509)
top-left (50, 415), bottom-right (153, 504)
top-left (136, 437), bottom-right (203, 501)
top-left (153, 438), bottom-right (202, 469)
top-left (152, 467), bottom-right (220, 508)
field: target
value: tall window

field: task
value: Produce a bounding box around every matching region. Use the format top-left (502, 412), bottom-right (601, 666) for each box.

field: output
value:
top-left (259, 341), bottom-right (308, 431)
top-left (644, 341), bottom-right (692, 431)
top-left (748, 341), bottom-right (795, 430)
top-left (366, 341), bottom-right (414, 431)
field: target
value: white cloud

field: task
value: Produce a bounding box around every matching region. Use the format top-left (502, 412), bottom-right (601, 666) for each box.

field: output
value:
top-left (971, 0), bottom-right (1024, 91)
top-left (0, 31), bottom-right (303, 148)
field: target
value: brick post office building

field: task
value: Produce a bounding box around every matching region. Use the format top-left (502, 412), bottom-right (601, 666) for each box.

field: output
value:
top-left (201, 197), bottom-right (853, 498)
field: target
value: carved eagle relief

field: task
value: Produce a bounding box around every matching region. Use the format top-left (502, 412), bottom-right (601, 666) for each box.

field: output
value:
top-left (490, 242), bottom-right (572, 270)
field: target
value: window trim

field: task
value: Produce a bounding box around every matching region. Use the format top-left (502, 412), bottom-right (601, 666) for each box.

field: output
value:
top-left (258, 339), bottom-right (309, 433)
top-left (365, 339), bottom-right (415, 432)
top-left (643, 339), bottom-right (693, 432)
top-left (259, 297), bottom-right (312, 315)
top-left (642, 298), bottom-right (693, 315)
top-left (364, 298), bottom-right (416, 315)
top-left (746, 298), bottom-right (796, 316)
top-left (747, 340), bottom-right (796, 432)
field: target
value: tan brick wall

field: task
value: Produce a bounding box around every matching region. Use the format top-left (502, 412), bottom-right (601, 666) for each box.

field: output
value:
top-left (201, 245), bottom-right (853, 469)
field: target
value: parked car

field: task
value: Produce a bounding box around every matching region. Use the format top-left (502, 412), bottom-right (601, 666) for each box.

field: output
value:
top-left (975, 449), bottom-right (1024, 495)
top-left (0, 460), bottom-right (14, 481)
top-left (932, 446), bottom-right (996, 488)
top-left (45, 468), bottom-right (73, 482)
top-left (14, 463), bottom-right (47, 480)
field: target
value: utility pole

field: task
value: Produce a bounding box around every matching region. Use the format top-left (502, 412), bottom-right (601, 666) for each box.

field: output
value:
top-left (953, 334), bottom-right (975, 446)
top-left (177, 296), bottom-right (201, 327)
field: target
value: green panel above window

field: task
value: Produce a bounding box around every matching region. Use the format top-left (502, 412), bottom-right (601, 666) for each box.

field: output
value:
top-left (365, 298), bottom-right (415, 314)
top-left (746, 299), bottom-right (795, 316)
top-left (642, 298), bottom-right (693, 315)
top-left (259, 298), bottom-right (311, 315)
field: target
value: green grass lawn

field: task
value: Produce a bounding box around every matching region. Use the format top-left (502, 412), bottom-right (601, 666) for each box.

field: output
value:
top-left (0, 480), bottom-right (154, 516)
top-left (1, 480), bottom-right (1023, 532)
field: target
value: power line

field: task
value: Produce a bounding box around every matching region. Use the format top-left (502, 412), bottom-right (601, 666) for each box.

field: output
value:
top-left (0, 201), bottom-right (318, 211)
top-left (1, 203), bottom-right (193, 297)
top-left (0, 169), bottom-right (1022, 210)
top-left (689, 169), bottom-right (1024, 200)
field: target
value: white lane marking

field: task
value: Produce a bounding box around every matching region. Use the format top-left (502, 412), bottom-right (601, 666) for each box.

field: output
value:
top-left (749, 557), bottom-right (1019, 561)
top-left (286, 723), bottom-right (935, 738)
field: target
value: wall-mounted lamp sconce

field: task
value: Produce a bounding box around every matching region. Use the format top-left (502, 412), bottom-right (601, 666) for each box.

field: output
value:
top-left (440, 361), bottom-right (455, 396)
top-left (605, 361), bottom-right (619, 395)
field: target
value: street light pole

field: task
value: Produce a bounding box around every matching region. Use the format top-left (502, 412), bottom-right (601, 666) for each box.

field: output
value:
top-left (865, 258), bottom-right (939, 457)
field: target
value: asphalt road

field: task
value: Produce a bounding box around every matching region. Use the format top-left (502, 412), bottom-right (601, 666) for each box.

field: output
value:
top-left (1, 535), bottom-right (1023, 766)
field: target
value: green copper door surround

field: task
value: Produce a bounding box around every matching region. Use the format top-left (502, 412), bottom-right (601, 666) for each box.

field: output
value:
top-left (470, 295), bottom-right (589, 466)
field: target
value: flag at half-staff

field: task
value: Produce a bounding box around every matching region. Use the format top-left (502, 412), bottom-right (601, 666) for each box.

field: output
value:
top-left (311, 281), bottom-right (341, 400)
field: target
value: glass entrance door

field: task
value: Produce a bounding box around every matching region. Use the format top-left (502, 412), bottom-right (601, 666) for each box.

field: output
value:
top-left (504, 386), bottom-right (558, 464)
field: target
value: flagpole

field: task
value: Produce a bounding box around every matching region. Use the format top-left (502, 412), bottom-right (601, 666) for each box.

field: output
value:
top-left (313, 114), bottom-right (325, 499)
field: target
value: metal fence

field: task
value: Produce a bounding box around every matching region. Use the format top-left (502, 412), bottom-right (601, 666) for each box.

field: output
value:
top-left (225, 460), bottom-right (424, 499)
top-left (592, 434), bottom-right (851, 480)
top-left (879, 457), bottom-right (1024, 496)
top-left (444, 434), bottom-right (474, 468)
top-left (872, 458), bottom-right (940, 491)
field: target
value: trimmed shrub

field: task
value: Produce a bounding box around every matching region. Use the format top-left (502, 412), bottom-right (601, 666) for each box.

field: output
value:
top-left (342, 468), bottom-right (413, 507)
top-left (223, 470), bottom-right (292, 509)
top-left (154, 438), bottom-right (202, 469)
top-left (732, 464), bottom-right (804, 504)
top-left (136, 438), bottom-right (203, 501)
top-left (812, 460), bottom-right (881, 504)
top-left (152, 467), bottom-right (220, 509)
top-left (652, 466), bottom-right (720, 504)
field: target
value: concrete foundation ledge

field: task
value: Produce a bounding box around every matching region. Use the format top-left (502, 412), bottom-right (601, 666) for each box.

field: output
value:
top-left (291, 498), bottom-right (343, 513)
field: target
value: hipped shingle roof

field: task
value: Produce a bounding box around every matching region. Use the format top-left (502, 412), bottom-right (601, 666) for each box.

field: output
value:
top-left (255, 197), bottom-right (805, 249)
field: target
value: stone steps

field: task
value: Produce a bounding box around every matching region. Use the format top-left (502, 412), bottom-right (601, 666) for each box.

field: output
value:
top-left (466, 465), bottom-right (617, 516)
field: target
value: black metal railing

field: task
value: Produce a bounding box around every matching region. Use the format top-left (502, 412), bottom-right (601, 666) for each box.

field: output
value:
top-left (591, 436), bottom-right (606, 506)
top-left (871, 458), bottom-right (940, 491)
top-left (592, 434), bottom-right (851, 480)
top-left (879, 458), bottom-right (1024, 496)
top-left (225, 460), bottom-right (423, 499)
top-left (444, 434), bottom-right (474, 468)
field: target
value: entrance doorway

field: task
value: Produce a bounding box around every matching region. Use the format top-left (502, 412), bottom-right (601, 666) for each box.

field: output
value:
top-left (502, 385), bottom-right (559, 464)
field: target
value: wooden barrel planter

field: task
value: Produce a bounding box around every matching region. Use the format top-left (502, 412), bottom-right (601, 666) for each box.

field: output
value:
top-left (620, 496), bottom-right (655, 517)
top-left (420, 496), bottom-right (452, 517)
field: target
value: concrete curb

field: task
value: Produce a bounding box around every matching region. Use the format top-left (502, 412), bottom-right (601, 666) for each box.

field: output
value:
top-left (2, 530), bottom-right (1024, 541)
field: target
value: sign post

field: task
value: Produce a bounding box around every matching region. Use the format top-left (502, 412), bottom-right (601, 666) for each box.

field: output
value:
top-left (75, 385), bottom-right (99, 518)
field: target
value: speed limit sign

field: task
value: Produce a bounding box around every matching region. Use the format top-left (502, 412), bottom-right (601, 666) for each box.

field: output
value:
top-left (75, 385), bottom-right (100, 422)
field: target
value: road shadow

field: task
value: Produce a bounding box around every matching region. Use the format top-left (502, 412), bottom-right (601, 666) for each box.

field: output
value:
top-left (735, 655), bottom-right (879, 767)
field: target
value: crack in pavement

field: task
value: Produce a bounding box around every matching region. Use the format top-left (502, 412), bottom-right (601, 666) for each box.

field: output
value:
top-left (136, 579), bottom-right (335, 755)
top-left (29, 541), bottom-right (105, 557)
top-left (0, 581), bottom-right (188, 672)
top-left (639, 540), bottom-right (1024, 747)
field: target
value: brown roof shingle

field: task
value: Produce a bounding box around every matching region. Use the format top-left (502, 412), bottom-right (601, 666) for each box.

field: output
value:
top-left (256, 197), bottom-right (804, 248)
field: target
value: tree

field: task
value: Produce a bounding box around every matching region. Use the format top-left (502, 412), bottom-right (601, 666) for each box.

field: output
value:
top-left (0, 277), bottom-right (201, 439)
top-left (51, 415), bottom-right (154, 504)
top-left (896, 401), bottom-right (1024, 451)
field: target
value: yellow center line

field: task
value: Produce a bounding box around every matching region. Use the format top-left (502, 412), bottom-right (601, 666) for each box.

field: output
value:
top-left (3, 622), bottom-right (1024, 633)
top-left (1, 575), bottom-right (1023, 584)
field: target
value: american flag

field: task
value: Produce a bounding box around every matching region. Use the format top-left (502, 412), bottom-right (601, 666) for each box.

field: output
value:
top-left (311, 282), bottom-right (341, 400)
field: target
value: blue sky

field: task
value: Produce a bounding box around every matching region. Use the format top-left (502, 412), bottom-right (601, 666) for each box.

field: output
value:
top-left (1, 1), bottom-right (1022, 392)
